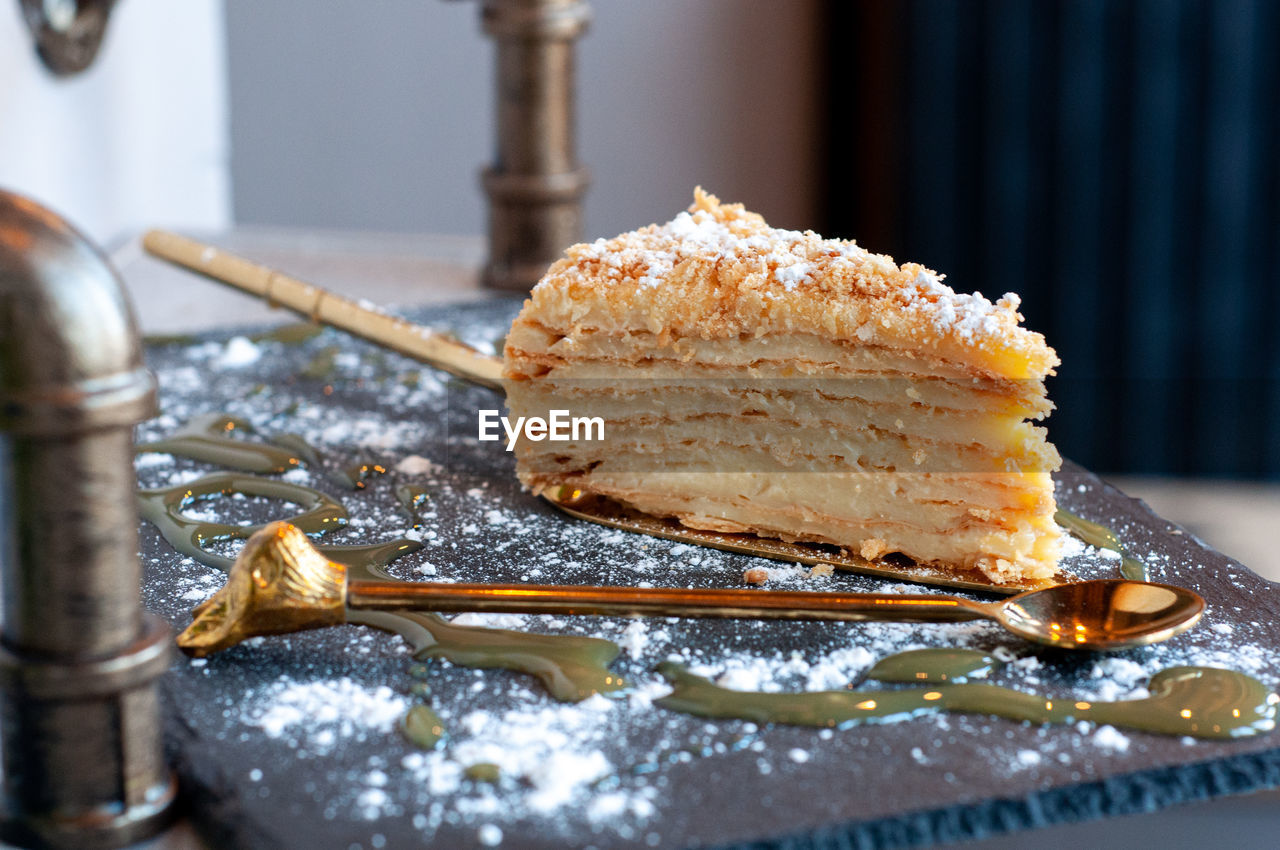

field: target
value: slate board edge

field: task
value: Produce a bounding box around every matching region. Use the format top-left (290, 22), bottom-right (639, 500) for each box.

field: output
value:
top-left (700, 748), bottom-right (1280, 850)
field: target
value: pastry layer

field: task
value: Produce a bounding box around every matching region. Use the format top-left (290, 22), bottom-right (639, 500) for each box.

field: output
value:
top-left (506, 326), bottom-right (1052, 403)
top-left (505, 384), bottom-right (1058, 468)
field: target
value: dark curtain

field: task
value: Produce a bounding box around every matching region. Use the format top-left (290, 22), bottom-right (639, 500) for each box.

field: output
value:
top-left (823, 0), bottom-right (1280, 479)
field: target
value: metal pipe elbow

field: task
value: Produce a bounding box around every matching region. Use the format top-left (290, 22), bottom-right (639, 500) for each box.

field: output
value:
top-left (0, 189), bottom-right (155, 436)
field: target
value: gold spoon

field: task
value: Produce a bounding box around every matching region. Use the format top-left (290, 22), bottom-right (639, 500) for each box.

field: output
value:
top-left (140, 231), bottom-right (1076, 595)
top-left (177, 523), bottom-right (1204, 657)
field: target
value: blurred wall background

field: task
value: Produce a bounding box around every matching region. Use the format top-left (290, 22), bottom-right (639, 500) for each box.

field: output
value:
top-left (3, 0), bottom-right (1276, 480)
top-left (0, 0), bottom-right (230, 242)
top-left (223, 0), bottom-right (823, 240)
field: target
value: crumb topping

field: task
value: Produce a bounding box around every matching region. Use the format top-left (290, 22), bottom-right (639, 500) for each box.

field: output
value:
top-left (527, 189), bottom-right (1058, 380)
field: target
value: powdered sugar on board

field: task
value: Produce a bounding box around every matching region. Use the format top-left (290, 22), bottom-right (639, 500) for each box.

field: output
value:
top-left (138, 302), bottom-right (1280, 850)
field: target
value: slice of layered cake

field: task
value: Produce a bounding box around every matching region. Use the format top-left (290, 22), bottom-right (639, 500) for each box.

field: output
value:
top-left (502, 190), bottom-right (1063, 584)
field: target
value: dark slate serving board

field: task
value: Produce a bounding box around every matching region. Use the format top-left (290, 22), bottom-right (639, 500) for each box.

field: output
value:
top-left (138, 299), bottom-right (1280, 850)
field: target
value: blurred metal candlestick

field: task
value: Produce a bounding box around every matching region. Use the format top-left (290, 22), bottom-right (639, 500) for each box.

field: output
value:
top-left (17, 0), bottom-right (117, 76)
top-left (480, 0), bottom-right (591, 292)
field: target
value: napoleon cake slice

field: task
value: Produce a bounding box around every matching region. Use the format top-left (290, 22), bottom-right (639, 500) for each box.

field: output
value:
top-left (503, 189), bottom-right (1063, 585)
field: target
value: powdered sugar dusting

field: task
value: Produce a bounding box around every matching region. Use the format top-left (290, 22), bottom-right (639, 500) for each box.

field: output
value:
top-left (137, 303), bottom-right (1280, 847)
top-left (1091, 725), bottom-right (1132, 753)
top-left (563, 190), bottom-right (1023, 348)
top-left (216, 336), bottom-right (263, 368)
top-left (395, 454), bottom-right (440, 476)
top-left (571, 202), bottom-right (845, 295)
top-left (245, 678), bottom-right (409, 751)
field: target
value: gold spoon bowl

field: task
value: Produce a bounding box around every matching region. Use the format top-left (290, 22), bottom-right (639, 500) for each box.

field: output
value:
top-left (997, 579), bottom-right (1204, 651)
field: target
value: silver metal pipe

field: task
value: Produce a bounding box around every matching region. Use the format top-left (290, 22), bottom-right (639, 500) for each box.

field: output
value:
top-left (480, 0), bottom-right (591, 292)
top-left (0, 190), bottom-right (175, 847)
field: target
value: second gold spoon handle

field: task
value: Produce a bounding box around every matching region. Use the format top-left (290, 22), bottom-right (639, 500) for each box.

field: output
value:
top-left (141, 230), bottom-right (505, 390)
top-left (347, 580), bottom-right (992, 623)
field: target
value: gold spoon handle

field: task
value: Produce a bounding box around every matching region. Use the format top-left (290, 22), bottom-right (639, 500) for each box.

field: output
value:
top-left (347, 579), bottom-right (991, 623)
top-left (140, 230), bottom-right (505, 390)
top-left (177, 523), bottom-right (996, 658)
